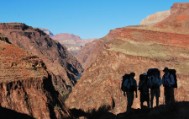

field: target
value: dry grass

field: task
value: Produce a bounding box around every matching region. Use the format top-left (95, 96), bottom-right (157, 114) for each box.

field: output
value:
top-left (109, 40), bottom-right (170, 60)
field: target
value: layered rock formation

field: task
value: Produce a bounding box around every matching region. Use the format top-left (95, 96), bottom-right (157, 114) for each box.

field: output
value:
top-left (52, 33), bottom-right (93, 55)
top-left (155, 3), bottom-right (189, 34)
top-left (0, 38), bottom-right (70, 119)
top-left (66, 3), bottom-right (189, 114)
top-left (0, 23), bottom-right (83, 101)
top-left (141, 10), bottom-right (170, 25)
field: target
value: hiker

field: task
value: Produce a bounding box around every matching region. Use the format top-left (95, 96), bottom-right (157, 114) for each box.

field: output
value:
top-left (138, 73), bottom-right (150, 109)
top-left (147, 68), bottom-right (161, 108)
top-left (121, 72), bottom-right (137, 112)
top-left (162, 67), bottom-right (177, 105)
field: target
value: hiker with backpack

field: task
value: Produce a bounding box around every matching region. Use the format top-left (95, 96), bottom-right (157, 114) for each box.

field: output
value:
top-left (147, 68), bottom-right (162, 108)
top-left (138, 73), bottom-right (150, 109)
top-left (162, 67), bottom-right (177, 105)
top-left (121, 72), bottom-right (137, 112)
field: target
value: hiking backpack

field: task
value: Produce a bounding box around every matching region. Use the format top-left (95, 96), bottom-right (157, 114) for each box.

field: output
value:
top-left (138, 73), bottom-right (148, 91)
top-left (169, 69), bottom-right (177, 88)
top-left (121, 74), bottom-right (135, 91)
top-left (147, 68), bottom-right (161, 88)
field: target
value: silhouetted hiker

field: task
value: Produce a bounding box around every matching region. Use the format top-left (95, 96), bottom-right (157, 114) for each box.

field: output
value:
top-left (121, 72), bottom-right (137, 112)
top-left (162, 67), bottom-right (177, 105)
top-left (147, 68), bottom-right (161, 108)
top-left (138, 73), bottom-right (150, 109)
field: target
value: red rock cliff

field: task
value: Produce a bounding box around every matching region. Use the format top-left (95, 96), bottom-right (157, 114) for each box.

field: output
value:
top-left (0, 23), bottom-right (83, 100)
top-left (0, 38), bottom-right (71, 118)
top-left (156, 3), bottom-right (189, 34)
top-left (66, 3), bottom-right (189, 114)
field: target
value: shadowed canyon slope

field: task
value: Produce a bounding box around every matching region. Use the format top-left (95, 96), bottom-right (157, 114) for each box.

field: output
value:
top-left (69, 102), bottom-right (189, 119)
top-left (0, 37), bottom-right (71, 119)
top-left (0, 23), bottom-right (83, 99)
top-left (66, 3), bottom-right (189, 114)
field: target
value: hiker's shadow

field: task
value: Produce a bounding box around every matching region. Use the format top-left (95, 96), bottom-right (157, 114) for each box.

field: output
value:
top-left (70, 105), bottom-right (116, 119)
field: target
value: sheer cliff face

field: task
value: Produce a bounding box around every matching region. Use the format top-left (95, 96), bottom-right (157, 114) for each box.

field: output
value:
top-left (0, 23), bottom-right (83, 97)
top-left (0, 39), bottom-right (70, 119)
top-left (66, 3), bottom-right (189, 114)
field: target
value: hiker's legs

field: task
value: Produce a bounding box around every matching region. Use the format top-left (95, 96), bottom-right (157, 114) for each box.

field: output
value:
top-left (146, 92), bottom-right (150, 108)
top-left (140, 91), bottom-right (144, 109)
top-left (155, 88), bottom-right (160, 107)
top-left (165, 87), bottom-right (172, 105)
top-left (156, 95), bottom-right (159, 107)
top-left (141, 91), bottom-right (150, 108)
top-left (150, 89), bottom-right (154, 108)
top-left (164, 87), bottom-right (168, 105)
top-left (147, 100), bottom-right (150, 108)
top-left (126, 92), bottom-right (131, 111)
top-left (126, 91), bottom-right (134, 111)
top-left (170, 88), bottom-right (175, 104)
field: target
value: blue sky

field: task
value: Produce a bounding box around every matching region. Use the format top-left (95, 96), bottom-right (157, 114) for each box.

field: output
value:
top-left (0, 0), bottom-right (189, 39)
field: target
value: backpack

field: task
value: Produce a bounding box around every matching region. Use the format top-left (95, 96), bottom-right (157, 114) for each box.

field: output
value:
top-left (121, 74), bottom-right (136, 91)
top-left (138, 73), bottom-right (148, 91)
top-left (150, 76), bottom-right (161, 88)
top-left (169, 69), bottom-right (177, 88)
top-left (147, 68), bottom-right (161, 88)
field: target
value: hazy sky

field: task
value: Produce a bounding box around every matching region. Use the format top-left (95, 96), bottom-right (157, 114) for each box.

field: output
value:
top-left (0, 0), bottom-right (188, 39)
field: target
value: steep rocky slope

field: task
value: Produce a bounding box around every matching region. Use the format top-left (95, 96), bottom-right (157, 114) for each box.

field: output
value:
top-left (66, 3), bottom-right (189, 114)
top-left (52, 33), bottom-right (93, 55)
top-left (0, 38), bottom-right (70, 119)
top-left (155, 3), bottom-right (189, 34)
top-left (76, 39), bottom-right (104, 69)
top-left (141, 10), bottom-right (170, 25)
top-left (140, 3), bottom-right (189, 34)
top-left (0, 23), bottom-right (83, 99)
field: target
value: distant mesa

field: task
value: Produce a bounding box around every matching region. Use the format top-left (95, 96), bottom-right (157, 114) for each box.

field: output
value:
top-left (52, 33), bottom-right (94, 55)
top-left (52, 33), bottom-right (81, 41)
